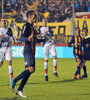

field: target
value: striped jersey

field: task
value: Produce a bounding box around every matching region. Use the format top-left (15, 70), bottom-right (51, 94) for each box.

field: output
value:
top-left (68, 35), bottom-right (83, 55)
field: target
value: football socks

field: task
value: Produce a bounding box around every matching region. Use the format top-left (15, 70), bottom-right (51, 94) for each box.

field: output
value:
top-left (14, 69), bottom-right (31, 83)
top-left (53, 59), bottom-right (57, 73)
top-left (44, 61), bottom-right (48, 76)
top-left (8, 65), bottom-right (13, 79)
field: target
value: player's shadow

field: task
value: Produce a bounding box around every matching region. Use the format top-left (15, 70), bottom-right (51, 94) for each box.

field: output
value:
top-left (0, 97), bottom-right (19, 100)
top-left (26, 79), bottom-right (77, 85)
top-left (50, 79), bottom-right (77, 83)
top-left (0, 84), bottom-right (10, 87)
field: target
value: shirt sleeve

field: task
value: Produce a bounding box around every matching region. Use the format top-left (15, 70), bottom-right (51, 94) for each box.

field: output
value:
top-left (68, 36), bottom-right (74, 47)
top-left (37, 39), bottom-right (45, 43)
top-left (49, 27), bottom-right (54, 36)
top-left (7, 28), bottom-right (16, 42)
top-left (20, 25), bottom-right (29, 42)
top-left (37, 28), bottom-right (41, 34)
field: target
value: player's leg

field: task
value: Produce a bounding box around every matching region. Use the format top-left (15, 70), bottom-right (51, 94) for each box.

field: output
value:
top-left (0, 61), bottom-right (3, 68)
top-left (5, 47), bottom-right (13, 82)
top-left (16, 67), bottom-right (34, 98)
top-left (0, 49), bottom-right (4, 67)
top-left (43, 46), bottom-right (49, 81)
top-left (8, 61), bottom-right (13, 80)
top-left (17, 67), bottom-right (35, 91)
top-left (53, 56), bottom-right (59, 77)
top-left (72, 55), bottom-right (82, 79)
top-left (12, 54), bottom-right (35, 97)
top-left (76, 58), bottom-right (82, 79)
top-left (81, 60), bottom-right (87, 78)
top-left (49, 44), bottom-right (59, 77)
top-left (16, 55), bottom-right (35, 98)
top-left (44, 59), bottom-right (48, 81)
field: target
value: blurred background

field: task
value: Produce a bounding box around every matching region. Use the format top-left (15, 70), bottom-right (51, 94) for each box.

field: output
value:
top-left (0, 0), bottom-right (90, 44)
top-left (0, 0), bottom-right (89, 22)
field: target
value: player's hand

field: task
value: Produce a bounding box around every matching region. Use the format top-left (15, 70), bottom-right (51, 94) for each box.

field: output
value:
top-left (71, 43), bottom-right (74, 47)
top-left (15, 40), bottom-right (19, 45)
top-left (28, 35), bottom-right (33, 41)
top-left (0, 35), bottom-right (3, 38)
top-left (86, 44), bottom-right (89, 48)
top-left (37, 34), bottom-right (41, 37)
top-left (45, 31), bottom-right (48, 34)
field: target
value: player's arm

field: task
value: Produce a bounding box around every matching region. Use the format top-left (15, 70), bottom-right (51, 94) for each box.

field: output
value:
top-left (36, 38), bottom-right (45, 43)
top-left (0, 32), bottom-right (9, 39)
top-left (20, 25), bottom-right (32, 42)
top-left (37, 28), bottom-right (48, 37)
top-left (49, 27), bottom-right (54, 36)
top-left (68, 36), bottom-right (75, 47)
top-left (0, 29), bottom-right (8, 39)
top-left (0, 34), bottom-right (3, 38)
top-left (33, 33), bottom-right (45, 43)
top-left (83, 36), bottom-right (90, 48)
top-left (7, 28), bottom-right (16, 42)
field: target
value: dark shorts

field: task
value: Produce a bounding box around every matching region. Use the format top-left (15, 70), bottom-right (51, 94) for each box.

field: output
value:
top-left (74, 54), bottom-right (85, 63)
top-left (24, 53), bottom-right (35, 68)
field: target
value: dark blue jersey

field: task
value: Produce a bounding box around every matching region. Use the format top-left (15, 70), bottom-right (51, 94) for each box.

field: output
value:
top-left (20, 22), bottom-right (44, 54)
top-left (83, 36), bottom-right (90, 60)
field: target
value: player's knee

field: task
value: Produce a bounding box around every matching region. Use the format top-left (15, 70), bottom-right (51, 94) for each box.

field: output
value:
top-left (26, 67), bottom-right (35, 73)
top-left (8, 61), bottom-right (12, 66)
top-left (53, 56), bottom-right (57, 59)
top-left (45, 60), bottom-right (48, 62)
top-left (29, 69), bottom-right (35, 73)
top-left (78, 62), bottom-right (81, 66)
top-left (77, 59), bottom-right (81, 66)
top-left (82, 63), bottom-right (85, 67)
top-left (31, 70), bottom-right (35, 73)
top-left (0, 62), bottom-right (3, 67)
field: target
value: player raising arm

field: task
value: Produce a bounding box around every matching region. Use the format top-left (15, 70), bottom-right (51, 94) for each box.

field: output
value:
top-left (38, 18), bottom-right (59, 81)
top-left (11, 10), bottom-right (45, 98)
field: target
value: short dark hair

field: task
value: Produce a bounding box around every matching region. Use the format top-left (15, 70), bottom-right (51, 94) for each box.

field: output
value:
top-left (76, 27), bottom-right (80, 33)
top-left (42, 18), bottom-right (47, 22)
top-left (26, 10), bottom-right (36, 18)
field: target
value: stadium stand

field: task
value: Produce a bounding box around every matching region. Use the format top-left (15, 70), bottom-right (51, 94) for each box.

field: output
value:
top-left (0, 0), bottom-right (89, 23)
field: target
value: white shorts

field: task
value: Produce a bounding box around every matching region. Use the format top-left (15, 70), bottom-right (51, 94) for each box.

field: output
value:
top-left (0, 47), bottom-right (12, 62)
top-left (43, 43), bottom-right (57, 60)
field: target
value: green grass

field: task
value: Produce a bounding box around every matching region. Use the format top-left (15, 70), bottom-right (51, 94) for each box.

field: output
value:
top-left (0, 58), bottom-right (90, 100)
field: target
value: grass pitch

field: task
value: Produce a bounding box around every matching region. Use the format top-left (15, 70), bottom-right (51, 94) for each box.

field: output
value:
top-left (0, 58), bottom-right (90, 100)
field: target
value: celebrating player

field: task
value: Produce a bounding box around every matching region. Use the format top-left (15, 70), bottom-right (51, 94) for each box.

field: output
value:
top-left (68, 27), bottom-right (84, 80)
top-left (38, 18), bottom-right (59, 81)
top-left (11, 10), bottom-right (45, 98)
top-left (0, 18), bottom-right (16, 88)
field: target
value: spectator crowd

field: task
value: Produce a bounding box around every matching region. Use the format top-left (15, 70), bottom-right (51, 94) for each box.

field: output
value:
top-left (0, 0), bottom-right (90, 22)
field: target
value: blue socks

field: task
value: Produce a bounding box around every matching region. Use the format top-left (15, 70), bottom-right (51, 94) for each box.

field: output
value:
top-left (75, 66), bottom-right (81, 76)
top-left (83, 65), bottom-right (87, 75)
top-left (18, 72), bottom-right (30, 91)
top-left (14, 69), bottom-right (31, 83)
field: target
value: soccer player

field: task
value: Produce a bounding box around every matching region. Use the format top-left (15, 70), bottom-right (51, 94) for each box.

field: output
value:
top-left (38, 18), bottom-right (59, 81)
top-left (0, 18), bottom-right (16, 88)
top-left (81, 28), bottom-right (89, 78)
top-left (11, 10), bottom-right (45, 98)
top-left (68, 27), bottom-right (84, 80)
